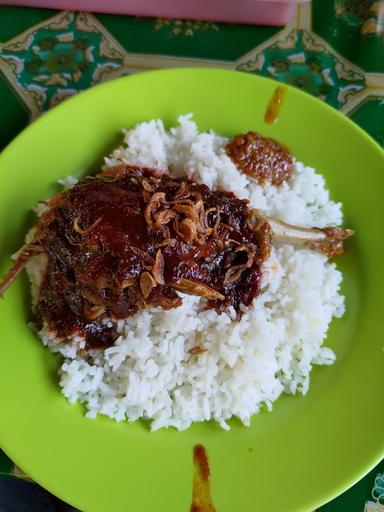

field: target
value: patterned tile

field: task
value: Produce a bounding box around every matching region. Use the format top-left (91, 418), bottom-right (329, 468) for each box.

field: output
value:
top-left (0, 11), bottom-right (130, 117)
top-left (335, 0), bottom-right (384, 36)
top-left (312, 0), bottom-right (384, 73)
top-left (365, 471), bottom-right (384, 511)
top-left (236, 29), bottom-right (366, 109)
top-left (95, 13), bottom-right (281, 62)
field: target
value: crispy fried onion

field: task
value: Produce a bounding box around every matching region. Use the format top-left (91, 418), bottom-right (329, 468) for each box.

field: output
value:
top-left (152, 249), bottom-right (165, 285)
top-left (144, 192), bottom-right (166, 227)
top-left (140, 271), bottom-right (157, 299)
top-left (223, 245), bottom-right (256, 285)
top-left (142, 180), bottom-right (250, 250)
top-left (171, 278), bottom-right (224, 300)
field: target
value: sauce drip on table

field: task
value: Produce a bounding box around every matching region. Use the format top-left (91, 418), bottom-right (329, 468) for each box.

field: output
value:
top-left (191, 444), bottom-right (217, 512)
top-left (264, 85), bottom-right (285, 124)
top-left (33, 165), bottom-right (272, 349)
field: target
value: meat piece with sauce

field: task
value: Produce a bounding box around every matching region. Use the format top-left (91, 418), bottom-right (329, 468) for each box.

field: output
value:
top-left (0, 161), bottom-right (353, 352)
top-left (0, 166), bottom-right (272, 349)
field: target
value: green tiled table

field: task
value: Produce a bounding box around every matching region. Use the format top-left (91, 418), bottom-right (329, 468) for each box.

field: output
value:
top-left (0, 2), bottom-right (383, 510)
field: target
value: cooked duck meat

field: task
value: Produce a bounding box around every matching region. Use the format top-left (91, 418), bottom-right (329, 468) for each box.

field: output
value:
top-left (0, 166), bottom-right (272, 349)
top-left (0, 165), bottom-right (353, 351)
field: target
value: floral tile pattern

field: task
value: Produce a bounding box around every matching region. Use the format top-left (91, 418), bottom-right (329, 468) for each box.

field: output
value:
top-left (365, 471), bottom-right (384, 511)
top-left (0, 11), bottom-right (130, 116)
top-left (312, 0), bottom-right (384, 73)
top-left (335, 0), bottom-right (384, 36)
top-left (236, 29), bottom-right (366, 109)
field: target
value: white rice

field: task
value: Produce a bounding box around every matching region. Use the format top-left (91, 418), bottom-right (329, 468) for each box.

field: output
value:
top-left (32, 115), bottom-right (345, 431)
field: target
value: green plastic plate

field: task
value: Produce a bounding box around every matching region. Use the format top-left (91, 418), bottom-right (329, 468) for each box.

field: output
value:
top-left (0, 69), bottom-right (383, 512)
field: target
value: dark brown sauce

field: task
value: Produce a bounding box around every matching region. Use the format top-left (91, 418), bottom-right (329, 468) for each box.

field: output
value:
top-left (264, 85), bottom-right (285, 124)
top-left (35, 167), bottom-right (272, 349)
top-left (191, 445), bottom-right (217, 512)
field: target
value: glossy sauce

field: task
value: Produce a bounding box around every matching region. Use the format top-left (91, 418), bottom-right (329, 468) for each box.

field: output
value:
top-left (264, 85), bottom-right (285, 124)
top-left (191, 445), bottom-right (217, 512)
top-left (36, 167), bottom-right (271, 349)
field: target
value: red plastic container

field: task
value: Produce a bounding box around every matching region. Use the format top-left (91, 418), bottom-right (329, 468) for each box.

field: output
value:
top-left (1, 0), bottom-right (310, 26)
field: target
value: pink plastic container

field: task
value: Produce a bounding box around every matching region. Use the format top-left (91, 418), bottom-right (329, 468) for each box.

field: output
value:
top-left (1, 0), bottom-right (309, 26)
